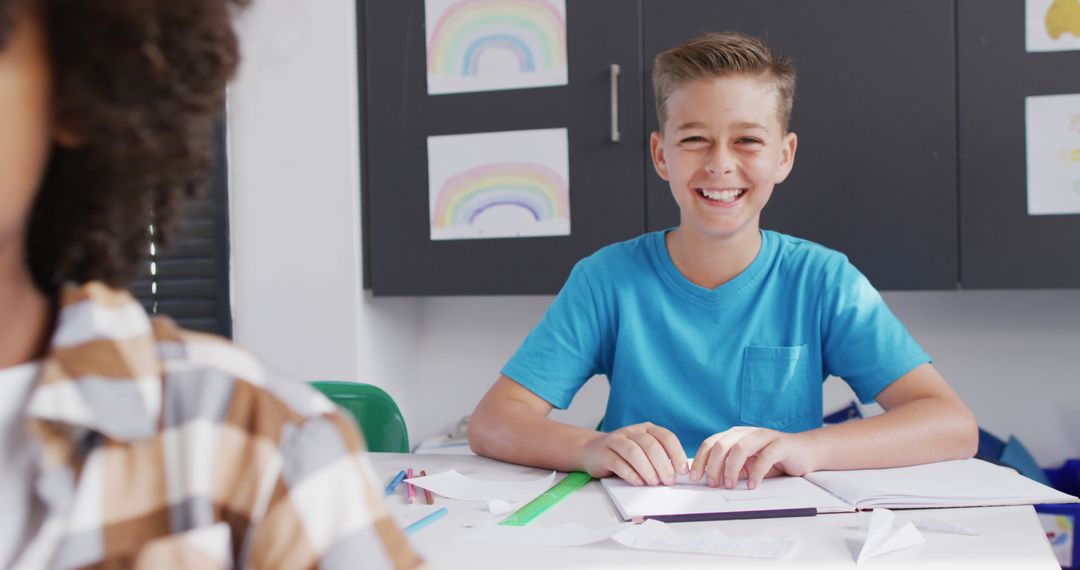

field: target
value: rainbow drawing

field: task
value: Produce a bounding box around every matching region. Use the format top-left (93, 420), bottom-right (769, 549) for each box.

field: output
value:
top-left (426, 0), bottom-right (567, 94)
top-left (431, 162), bottom-right (569, 230)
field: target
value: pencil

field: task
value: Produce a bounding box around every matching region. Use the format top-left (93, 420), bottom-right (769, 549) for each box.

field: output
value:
top-left (406, 468), bottom-right (416, 504)
top-left (420, 470), bottom-right (434, 505)
top-left (384, 470), bottom-right (407, 497)
top-left (404, 507), bottom-right (448, 536)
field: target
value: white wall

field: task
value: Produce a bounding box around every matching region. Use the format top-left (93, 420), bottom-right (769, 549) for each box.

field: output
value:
top-left (228, 1), bottom-right (1080, 467)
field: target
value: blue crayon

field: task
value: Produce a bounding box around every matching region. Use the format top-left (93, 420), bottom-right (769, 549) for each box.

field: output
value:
top-left (384, 470), bottom-right (407, 497)
top-left (404, 507), bottom-right (448, 536)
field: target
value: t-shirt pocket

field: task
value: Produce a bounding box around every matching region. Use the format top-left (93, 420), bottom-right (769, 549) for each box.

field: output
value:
top-left (740, 344), bottom-right (812, 431)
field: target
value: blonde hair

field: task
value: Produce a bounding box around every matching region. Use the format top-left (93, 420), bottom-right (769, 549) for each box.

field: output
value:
top-left (652, 31), bottom-right (796, 131)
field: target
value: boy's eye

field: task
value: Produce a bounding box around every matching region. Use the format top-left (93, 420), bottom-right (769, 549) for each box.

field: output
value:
top-left (736, 137), bottom-right (763, 145)
top-left (680, 136), bottom-right (707, 145)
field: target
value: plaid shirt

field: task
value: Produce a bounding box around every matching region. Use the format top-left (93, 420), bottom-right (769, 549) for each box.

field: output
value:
top-left (13, 283), bottom-right (424, 569)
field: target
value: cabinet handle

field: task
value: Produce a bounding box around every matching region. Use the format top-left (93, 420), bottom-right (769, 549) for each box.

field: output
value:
top-left (610, 63), bottom-right (621, 143)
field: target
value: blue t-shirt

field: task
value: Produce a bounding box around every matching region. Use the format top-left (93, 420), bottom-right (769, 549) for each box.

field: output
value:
top-left (501, 229), bottom-right (930, 452)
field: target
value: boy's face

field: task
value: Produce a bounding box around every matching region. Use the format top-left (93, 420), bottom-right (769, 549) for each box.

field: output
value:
top-left (650, 74), bottom-right (797, 244)
top-left (0, 6), bottom-right (53, 260)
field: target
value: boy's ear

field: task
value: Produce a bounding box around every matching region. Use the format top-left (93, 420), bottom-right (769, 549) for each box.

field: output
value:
top-left (773, 131), bottom-right (798, 184)
top-left (649, 131), bottom-right (670, 181)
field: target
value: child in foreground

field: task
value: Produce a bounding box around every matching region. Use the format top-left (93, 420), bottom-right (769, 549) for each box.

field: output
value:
top-left (469, 31), bottom-right (977, 491)
top-left (0, 0), bottom-right (421, 567)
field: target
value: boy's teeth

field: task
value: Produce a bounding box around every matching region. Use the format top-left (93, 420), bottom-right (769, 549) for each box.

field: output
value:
top-left (701, 188), bottom-right (743, 203)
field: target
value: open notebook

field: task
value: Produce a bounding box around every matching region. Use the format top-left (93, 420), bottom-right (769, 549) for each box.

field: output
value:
top-left (601, 458), bottom-right (1079, 522)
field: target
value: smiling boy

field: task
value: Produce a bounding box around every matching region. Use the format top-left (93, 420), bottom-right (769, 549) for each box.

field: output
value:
top-left (469, 32), bottom-right (977, 490)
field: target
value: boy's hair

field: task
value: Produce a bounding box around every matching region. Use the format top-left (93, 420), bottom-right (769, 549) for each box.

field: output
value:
top-left (652, 31), bottom-right (796, 132)
top-left (0, 0), bottom-right (246, 295)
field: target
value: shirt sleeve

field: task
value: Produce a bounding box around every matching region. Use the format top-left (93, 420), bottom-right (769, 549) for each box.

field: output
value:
top-left (820, 256), bottom-right (931, 403)
top-left (246, 409), bottom-right (425, 569)
top-left (500, 261), bottom-right (609, 410)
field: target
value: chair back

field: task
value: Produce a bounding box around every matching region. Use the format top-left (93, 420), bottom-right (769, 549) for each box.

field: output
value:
top-left (311, 381), bottom-right (409, 453)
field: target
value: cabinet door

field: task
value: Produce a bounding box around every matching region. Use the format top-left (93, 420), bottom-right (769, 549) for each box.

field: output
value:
top-left (362, 0), bottom-right (645, 295)
top-left (643, 0), bottom-right (958, 290)
top-left (958, 0), bottom-right (1080, 288)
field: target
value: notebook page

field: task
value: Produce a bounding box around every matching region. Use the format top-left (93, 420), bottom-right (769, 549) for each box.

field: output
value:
top-left (601, 475), bottom-right (852, 520)
top-left (803, 458), bottom-right (1079, 509)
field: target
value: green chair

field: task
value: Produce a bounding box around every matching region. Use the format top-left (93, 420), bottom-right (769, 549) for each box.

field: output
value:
top-left (311, 381), bottom-right (409, 453)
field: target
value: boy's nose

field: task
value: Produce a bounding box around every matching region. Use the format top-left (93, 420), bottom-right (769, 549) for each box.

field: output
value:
top-left (704, 148), bottom-right (734, 175)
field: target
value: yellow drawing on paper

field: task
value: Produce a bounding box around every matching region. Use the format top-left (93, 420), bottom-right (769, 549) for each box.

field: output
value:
top-left (1046, 0), bottom-right (1080, 39)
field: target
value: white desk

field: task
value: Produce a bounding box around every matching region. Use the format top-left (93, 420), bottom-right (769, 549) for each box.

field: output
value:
top-left (371, 452), bottom-right (1059, 569)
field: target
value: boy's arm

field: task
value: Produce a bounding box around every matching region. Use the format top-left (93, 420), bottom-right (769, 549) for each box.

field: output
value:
top-left (469, 375), bottom-right (689, 486)
top-left (691, 363), bottom-right (977, 489)
top-left (805, 362), bottom-right (977, 470)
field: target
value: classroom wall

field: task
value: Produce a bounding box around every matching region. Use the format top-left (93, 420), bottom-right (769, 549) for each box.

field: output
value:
top-left (228, 0), bottom-right (1080, 466)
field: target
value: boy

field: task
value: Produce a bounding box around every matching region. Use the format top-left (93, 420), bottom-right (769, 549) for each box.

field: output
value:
top-left (469, 32), bottom-right (977, 491)
top-left (0, 0), bottom-right (420, 567)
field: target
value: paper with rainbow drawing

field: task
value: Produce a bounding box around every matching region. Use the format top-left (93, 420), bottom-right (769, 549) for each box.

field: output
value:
top-left (428, 128), bottom-right (571, 240)
top-left (425, 0), bottom-right (568, 95)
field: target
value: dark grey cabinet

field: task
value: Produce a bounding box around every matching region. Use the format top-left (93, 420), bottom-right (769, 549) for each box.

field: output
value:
top-left (361, 0), bottom-right (646, 295)
top-left (360, 0), bottom-right (1080, 295)
top-left (957, 0), bottom-right (1080, 288)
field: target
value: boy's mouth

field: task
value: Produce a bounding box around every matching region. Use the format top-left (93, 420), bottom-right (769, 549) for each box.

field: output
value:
top-left (696, 187), bottom-right (747, 204)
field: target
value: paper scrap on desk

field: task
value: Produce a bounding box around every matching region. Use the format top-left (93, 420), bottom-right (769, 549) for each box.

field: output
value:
top-left (487, 499), bottom-right (525, 516)
top-left (404, 469), bottom-right (556, 502)
top-left (858, 508), bottom-right (925, 563)
top-left (460, 523), bottom-right (626, 547)
top-left (913, 515), bottom-right (979, 536)
top-left (612, 519), bottom-right (798, 559)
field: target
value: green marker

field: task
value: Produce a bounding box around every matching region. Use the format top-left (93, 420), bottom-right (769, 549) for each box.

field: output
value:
top-left (499, 471), bottom-right (593, 526)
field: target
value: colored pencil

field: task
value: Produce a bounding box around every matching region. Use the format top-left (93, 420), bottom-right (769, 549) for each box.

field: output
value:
top-left (406, 468), bottom-right (416, 504)
top-left (404, 507), bottom-right (448, 535)
top-left (420, 470), bottom-right (434, 505)
top-left (384, 470), bottom-right (407, 497)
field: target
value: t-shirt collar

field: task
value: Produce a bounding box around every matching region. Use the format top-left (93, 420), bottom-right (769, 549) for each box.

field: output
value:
top-left (650, 228), bottom-right (774, 305)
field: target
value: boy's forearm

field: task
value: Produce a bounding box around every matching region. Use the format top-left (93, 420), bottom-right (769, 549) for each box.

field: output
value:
top-left (802, 395), bottom-right (978, 472)
top-left (468, 398), bottom-right (599, 473)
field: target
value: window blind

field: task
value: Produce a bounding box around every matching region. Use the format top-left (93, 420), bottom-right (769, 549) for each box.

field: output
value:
top-left (130, 119), bottom-right (232, 338)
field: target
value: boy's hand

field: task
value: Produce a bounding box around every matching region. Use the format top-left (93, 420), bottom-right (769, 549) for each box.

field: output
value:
top-left (581, 422), bottom-right (689, 486)
top-left (690, 427), bottom-right (816, 490)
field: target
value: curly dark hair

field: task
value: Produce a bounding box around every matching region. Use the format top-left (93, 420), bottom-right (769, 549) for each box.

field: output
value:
top-left (1, 0), bottom-right (246, 295)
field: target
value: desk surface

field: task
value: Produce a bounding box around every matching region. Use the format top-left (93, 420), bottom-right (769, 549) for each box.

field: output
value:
top-left (371, 452), bottom-right (1058, 569)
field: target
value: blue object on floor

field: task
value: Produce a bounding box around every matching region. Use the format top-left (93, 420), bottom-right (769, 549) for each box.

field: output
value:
top-left (999, 435), bottom-right (1052, 486)
top-left (823, 400), bottom-right (862, 424)
top-left (976, 428), bottom-right (1006, 463)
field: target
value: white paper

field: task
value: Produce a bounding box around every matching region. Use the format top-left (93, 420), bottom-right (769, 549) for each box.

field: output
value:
top-left (913, 514), bottom-right (979, 536)
top-left (459, 522), bottom-right (625, 546)
top-left (487, 499), bottom-right (525, 516)
top-left (1027, 0), bottom-right (1080, 52)
top-left (425, 0), bottom-right (568, 95)
top-left (428, 128), bottom-right (571, 241)
top-left (804, 458), bottom-right (1079, 509)
top-left (1026, 93), bottom-right (1080, 215)
top-left (404, 469), bottom-right (556, 502)
top-left (612, 519), bottom-right (798, 559)
top-left (601, 475), bottom-right (851, 521)
top-left (857, 509), bottom-right (925, 563)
